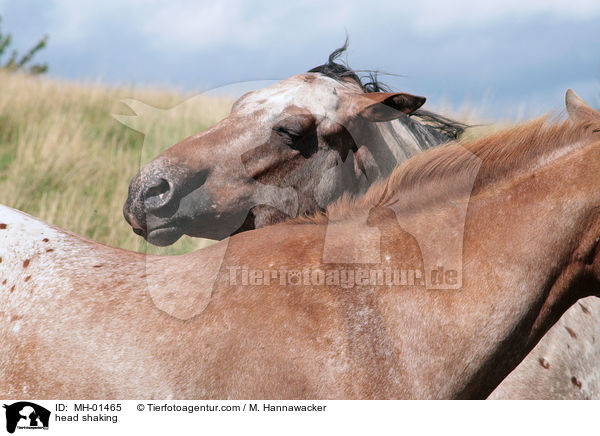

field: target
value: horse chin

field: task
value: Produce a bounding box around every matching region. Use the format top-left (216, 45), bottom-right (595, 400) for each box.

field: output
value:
top-left (173, 205), bottom-right (290, 245)
top-left (182, 216), bottom-right (247, 241)
top-left (181, 207), bottom-right (258, 240)
top-left (146, 226), bottom-right (183, 246)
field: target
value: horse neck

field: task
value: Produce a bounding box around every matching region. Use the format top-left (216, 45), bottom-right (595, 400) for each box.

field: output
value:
top-left (348, 129), bottom-right (600, 398)
top-left (451, 138), bottom-right (600, 397)
top-left (358, 116), bottom-right (452, 181)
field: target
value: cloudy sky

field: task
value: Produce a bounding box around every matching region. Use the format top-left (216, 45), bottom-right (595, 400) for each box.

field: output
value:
top-left (1, 0), bottom-right (599, 119)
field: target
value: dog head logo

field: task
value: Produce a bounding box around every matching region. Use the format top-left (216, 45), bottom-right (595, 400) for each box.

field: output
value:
top-left (3, 402), bottom-right (50, 433)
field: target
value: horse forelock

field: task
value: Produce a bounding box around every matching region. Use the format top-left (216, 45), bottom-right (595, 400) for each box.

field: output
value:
top-left (308, 39), bottom-right (389, 94)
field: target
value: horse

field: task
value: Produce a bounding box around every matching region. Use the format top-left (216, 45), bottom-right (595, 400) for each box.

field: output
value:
top-left (2, 90), bottom-right (600, 399)
top-left (122, 43), bottom-right (464, 245)
top-left (122, 39), bottom-right (600, 398)
top-left (489, 90), bottom-right (600, 399)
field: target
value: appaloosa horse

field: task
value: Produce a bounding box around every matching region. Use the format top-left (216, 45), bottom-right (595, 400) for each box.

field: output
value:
top-left (2, 90), bottom-right (600, 399)
top-left (122, 44), bottom-right (464, 245)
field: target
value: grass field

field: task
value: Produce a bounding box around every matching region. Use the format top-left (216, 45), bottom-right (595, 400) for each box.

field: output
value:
top-left (0, 71), bottom-right (496, 255)
top-left (0, 71), bottom-right (233, 254)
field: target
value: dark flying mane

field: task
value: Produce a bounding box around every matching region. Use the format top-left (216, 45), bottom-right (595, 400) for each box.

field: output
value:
top-left (309, 40), bottom-right (467, 139)
top-left (308, 40), bottom-right (389, 93)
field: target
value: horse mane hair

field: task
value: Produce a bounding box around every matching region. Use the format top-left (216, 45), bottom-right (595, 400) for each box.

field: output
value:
top-left (292, 116), bottom-right (599, 225)
top-left (308, 38), bottom-right (389, 94)
top-left (308, 38), bottom-right (467, 139)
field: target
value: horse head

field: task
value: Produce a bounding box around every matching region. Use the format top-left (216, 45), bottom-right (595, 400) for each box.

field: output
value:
top-left (122, 46), bottom-right (461, 245)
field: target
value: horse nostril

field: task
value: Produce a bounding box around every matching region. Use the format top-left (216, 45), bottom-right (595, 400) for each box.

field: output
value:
top-left (132, 226), bottom-right (147, 237)
top-left (146, 178), bottom-right (170, 198)
top-left (143, 177), bottom-right (172, 211)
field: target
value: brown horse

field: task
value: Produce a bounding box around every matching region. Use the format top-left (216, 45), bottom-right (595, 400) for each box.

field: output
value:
top-left (489, 90), bottom-right (600, 399)
top-left (2, 90), bottom-right (600, 399)
top-left (122, 45), bottom-right (464, 245)
top-left (122, 41), bottom-right (600, 397)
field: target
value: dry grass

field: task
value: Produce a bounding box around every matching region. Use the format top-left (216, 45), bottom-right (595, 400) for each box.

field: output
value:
top-left (0, 71), bottom-right (232, 254)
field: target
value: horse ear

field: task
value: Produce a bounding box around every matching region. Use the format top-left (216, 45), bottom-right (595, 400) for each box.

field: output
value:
top-left (354, 92), bottom-right (426, 122)
top-left (565, 89), bottom-right (599, 122)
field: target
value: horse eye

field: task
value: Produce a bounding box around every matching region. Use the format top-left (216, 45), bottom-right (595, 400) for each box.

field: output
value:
top-left (273, 126), bottom-right (302, 140)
